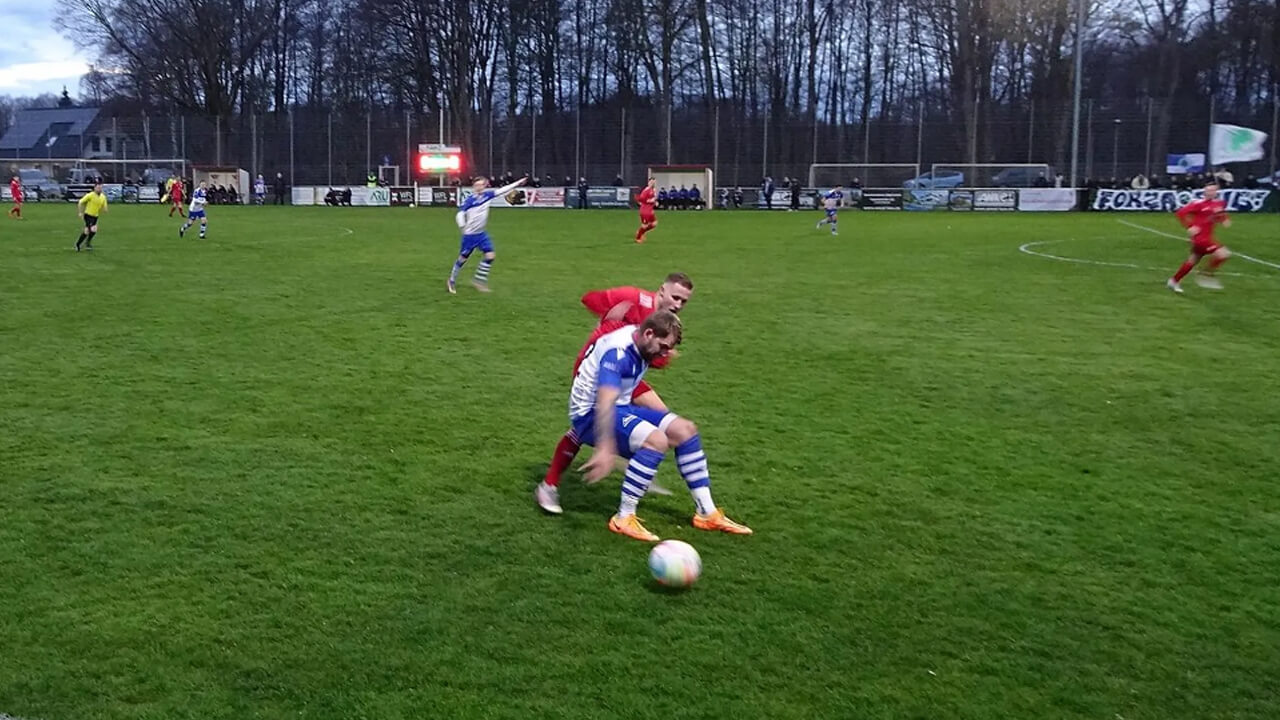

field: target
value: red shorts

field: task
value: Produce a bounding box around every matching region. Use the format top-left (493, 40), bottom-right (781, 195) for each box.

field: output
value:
top-left (1193, 237), bottom-right (1222, 255)
top-left (640, 209), bottom-right (656, 224)
top-left (634, 380), bottom-right (654, 399)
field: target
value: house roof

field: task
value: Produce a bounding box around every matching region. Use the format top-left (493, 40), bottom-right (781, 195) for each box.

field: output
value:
top-left (0, 107), bottom-right (100, 152)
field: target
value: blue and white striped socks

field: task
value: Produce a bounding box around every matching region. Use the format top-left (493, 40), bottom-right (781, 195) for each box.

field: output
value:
top-left (474, 259), bottom-right (493, 285)
top-left (619, 447), bottom-right (664, 517)
top-left (449, 258), bottom-right (466, 282)
top-left (676, 436), bottom-right (716, 515)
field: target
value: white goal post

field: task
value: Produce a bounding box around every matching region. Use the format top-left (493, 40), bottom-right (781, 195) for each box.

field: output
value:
top-left (808, 163), bottom-right (920, 188)
top-left (647, 164), bottom-right (713, 209)
top-left (930, 163), bottom-right (1053, 188)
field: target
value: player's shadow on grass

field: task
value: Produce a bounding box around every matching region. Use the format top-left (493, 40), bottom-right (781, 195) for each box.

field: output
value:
top-left (523, 463), bottom-right (690, 525)
top-left (642, 580), bottom-right (694, 596)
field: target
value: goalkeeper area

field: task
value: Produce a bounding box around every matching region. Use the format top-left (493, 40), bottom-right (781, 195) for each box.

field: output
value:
top-left (808, 163), bottom-right (919, 188)
top-left (931, 163), bottom-right (1053, 188)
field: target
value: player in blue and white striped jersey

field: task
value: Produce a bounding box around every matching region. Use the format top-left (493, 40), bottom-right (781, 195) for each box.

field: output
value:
top-left (447, 175), bottom-right (528, 294)
top-left (570, 311), bottom-right (752, 542)
top-left (179, 181), bottom-right (209, 239)
top-left (815, 184), bottom-right (843, 236)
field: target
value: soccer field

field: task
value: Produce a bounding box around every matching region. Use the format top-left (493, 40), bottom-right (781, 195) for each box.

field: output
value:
top-left (2, 203), bottom-right (1279, 719)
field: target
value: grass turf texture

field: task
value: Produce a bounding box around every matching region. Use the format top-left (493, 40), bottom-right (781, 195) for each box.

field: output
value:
top-left (2, 204), bottom-right (1279, 720)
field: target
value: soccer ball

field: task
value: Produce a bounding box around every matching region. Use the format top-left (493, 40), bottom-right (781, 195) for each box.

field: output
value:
top-left (648, 540), bottom-right (702, 588)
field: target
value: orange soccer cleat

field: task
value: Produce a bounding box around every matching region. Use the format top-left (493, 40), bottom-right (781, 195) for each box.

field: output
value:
top-left (692, 509), bottom-right (753, 535)
top-left (609, 513), bottom-right (660, 542)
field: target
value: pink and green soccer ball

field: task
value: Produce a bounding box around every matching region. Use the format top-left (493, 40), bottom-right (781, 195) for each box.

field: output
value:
top-left (648, 540), bottom-right (702, 588)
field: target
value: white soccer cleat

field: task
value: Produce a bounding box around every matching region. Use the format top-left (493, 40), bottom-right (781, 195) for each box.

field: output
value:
top-left (1166, 279), bottom-right (1183, 294)
top-left (535, 481), bottom-right (562, 514)
top-left (1195, 275), bottom-right (1223, 290)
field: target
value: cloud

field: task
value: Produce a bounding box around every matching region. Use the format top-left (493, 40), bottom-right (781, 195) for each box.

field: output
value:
top-left (0, 60), bottom-right (91, 90)
top-left (0, 5), bottom-right (91, 96)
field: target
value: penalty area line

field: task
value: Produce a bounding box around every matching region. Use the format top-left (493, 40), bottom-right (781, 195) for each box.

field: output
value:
top-left (1018, 238), bottom-right (1255, 278)
top-left (1117, 219), bottom-right (1280, 272)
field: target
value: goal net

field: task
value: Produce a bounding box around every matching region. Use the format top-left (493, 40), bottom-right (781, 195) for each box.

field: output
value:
top-left (808, 163), bottom-right (919, 189)
top-left (930, 163), bottom-right (1053, 188)
top-left (648, 165), bottom-right (713, 209)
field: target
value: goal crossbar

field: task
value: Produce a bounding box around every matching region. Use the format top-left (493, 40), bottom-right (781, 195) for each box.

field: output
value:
top-left (808, 163), bottom-right (920, 188)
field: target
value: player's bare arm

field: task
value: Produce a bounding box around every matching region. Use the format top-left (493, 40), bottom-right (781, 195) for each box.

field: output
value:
top-left (604, 301), bottom-right (634, 322)
top-left (580, 385), bottom-right (620, 483)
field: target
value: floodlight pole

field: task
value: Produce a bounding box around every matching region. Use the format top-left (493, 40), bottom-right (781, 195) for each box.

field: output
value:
top-left (1069, 0), bottom-right (1084, 188)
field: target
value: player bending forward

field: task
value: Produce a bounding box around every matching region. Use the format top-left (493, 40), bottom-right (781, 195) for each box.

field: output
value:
top-left (569, 311), bottom-right (751, 542)
top-left (536, 273), bottom-right (695, 513)
top-left (635, 177), bottom-right (658, 243)
top-left (1167, 182), bottom-right (1232, 293)
top-left (448, 175), bottom-right (528, 294)
top-left (816, 185), bottom-right (843, 235)
top-left (179, 182), bottom-right (209, 239)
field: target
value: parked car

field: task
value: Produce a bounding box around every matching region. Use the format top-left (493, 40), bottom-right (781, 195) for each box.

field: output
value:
top-left (66, 167), bottom-right (107, 184)
top-left (141, 167), bottom-right (177, 185)
top-left (992, 166), bottom-right (1053, 187)
top-left (903, 170), bottom-right (965, 189)
top-left (17, 168), bottom-right (66, 200)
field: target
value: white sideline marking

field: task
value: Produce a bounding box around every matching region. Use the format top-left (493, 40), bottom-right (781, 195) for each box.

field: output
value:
top-left (1018, 238), bottom-right (1254, 278)
top-left (1018, 239), bottom-right (1147, 270)
top-left (1117, 219), bottom-right (1280, 271)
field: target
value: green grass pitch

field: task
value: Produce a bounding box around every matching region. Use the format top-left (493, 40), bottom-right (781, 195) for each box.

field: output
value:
top-left (2, 203), bottom-right (1279, 719)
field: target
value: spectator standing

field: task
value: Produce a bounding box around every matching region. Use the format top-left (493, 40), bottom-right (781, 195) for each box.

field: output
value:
top-left (273, 173), bottom-right (286, 205)
top-left (762, 176), bottom-right (775, 209)
top-left (577, 177), bottom-right (589, 209)
top-left (789, 178), bottom-right (801, 211)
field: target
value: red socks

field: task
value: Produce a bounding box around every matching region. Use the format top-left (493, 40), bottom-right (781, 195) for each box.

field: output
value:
top-left (1208, 256), bottom-right (1225, 270)
top-left (543, 433), bottom-right (582, 487)
top-left (1173, 260), bottom-right (1196, 281)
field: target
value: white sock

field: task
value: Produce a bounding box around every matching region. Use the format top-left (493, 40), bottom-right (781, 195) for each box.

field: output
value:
top-left (690, 487), bottom-right (715, 515)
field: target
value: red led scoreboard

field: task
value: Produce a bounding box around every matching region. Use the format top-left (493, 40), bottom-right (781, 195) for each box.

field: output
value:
top-left (417, 144), bottom-right (462, 175)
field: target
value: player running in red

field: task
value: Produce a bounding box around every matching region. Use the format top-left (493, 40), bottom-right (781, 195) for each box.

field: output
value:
top-left (635, 177), bottom-right (658, 243)
top-left (1167, 182), bottom-right (1232, 293)
top-left (536, 273), bottom-right (694, 513)
top-left (168, 178), bottom-right (186, 218)
top-left (8, 175), bottom-right (23, 219)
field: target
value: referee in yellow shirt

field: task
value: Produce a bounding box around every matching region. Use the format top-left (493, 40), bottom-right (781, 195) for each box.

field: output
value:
top-left (76, 183), bottom-right (108, 252)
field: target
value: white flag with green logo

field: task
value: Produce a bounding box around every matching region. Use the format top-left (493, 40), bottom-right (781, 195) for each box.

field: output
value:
top-left (1210, 123), bottom-right (1268, 164)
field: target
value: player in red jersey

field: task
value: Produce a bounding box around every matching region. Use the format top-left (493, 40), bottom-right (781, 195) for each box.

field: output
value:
top-left (635, 177), bottom-right (658, 243)
top-left (168, 178), bottom-right (186, 218)
top-left (1168, 182), bottom-right (1232, 293)
top-left (535, 272), bottom-right (694, 514)
top-left (8, 176), bottom-right (23, 219)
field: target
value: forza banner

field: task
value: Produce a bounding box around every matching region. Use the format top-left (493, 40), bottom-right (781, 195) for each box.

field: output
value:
top-left (1092, 188), bottom-right (1271, 212)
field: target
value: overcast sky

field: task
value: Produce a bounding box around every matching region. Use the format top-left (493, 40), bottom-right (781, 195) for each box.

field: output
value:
top-left (0, 5), bottom-right (90, 99)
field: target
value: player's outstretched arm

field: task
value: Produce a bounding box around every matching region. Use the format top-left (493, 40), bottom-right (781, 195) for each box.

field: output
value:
top-left (581, 385), bottom-right (620, 483)
top-left (495, 177), bottom-right (528, 196)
